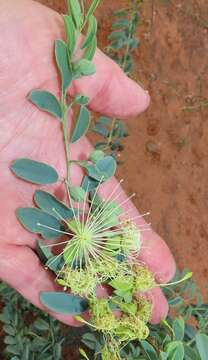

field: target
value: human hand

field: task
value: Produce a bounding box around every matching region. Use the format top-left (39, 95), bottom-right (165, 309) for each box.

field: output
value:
top-left (0, 0), bottom-right (175, 325)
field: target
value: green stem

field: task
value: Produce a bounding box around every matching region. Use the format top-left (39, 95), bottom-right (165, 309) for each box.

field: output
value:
top-left (61, 92), bottom-right (71, 184)
top-left (108, 117), bottom-right (116, 146)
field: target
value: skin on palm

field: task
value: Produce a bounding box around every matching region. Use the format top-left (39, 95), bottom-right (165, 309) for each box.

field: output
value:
top-left (0, 0), bottom-right (176, 326)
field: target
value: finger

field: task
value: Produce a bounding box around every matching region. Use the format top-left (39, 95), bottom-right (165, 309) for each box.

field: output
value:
top-left (0, 244), bottom-right (83, 327)
top-left (143, 287), bottom-right (169, 324)
top-left (70, 49), bottom-right (150, 118)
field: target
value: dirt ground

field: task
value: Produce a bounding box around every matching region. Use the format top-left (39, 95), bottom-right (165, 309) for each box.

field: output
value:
top-left (38, 0), bottom-right (208, 290)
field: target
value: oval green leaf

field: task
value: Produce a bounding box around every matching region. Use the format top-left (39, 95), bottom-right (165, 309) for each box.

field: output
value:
top-left (74, 95), bottom-right (90, 105)
top-left (11, 158), bottom-right (58, 185)
top-left (67, 0), bottom-right (82, 29)
top-left (140, 341), bottom-right (158, 360)
top-left (89, 150), bottom-right (105, 163)
top-left (16, 208), bottom-right (63, 240)
top-left (71, 106), bottom-right (90, 143)
top-left (34, 190), bottom-right (75, 220)
top-left (73, 59), bottom-right (96, 78)
top-left (86, 156), bottom-right (116, 181)
top-left (69, 186), bottom-right (86, 202)
top-left (45, 255), bottom-right (65, 273)
top-left (55, 39), bottom-right (72, 93)
top-left (28, 90), bottom-right (62, 119)
top-left (81, 175), bottom-right (99, 192)
top-left (40, 292), bottom-right (89, 314)
top-left (173, 318), bottom-right (185, 341)
top-left (63, 15), bottom-right (76, 54)
top-left (166, 341), bottom-right (184, 360)
top-left (36, 240), bottom-right (53, 263)
top-left (84, 36), bottom-right (97, 61)
top-left (81, 16), bottom-right (97, 49)
top-left (196, 334), bottom-right (208, 360)
top-left (85, 0), bottom-right (101, 23)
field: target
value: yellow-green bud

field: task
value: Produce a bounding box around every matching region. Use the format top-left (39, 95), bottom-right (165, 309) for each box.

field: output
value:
top-left (133, 265), bottom-right (155, 292)
top-left (90, 299), bottom-right (118, 332)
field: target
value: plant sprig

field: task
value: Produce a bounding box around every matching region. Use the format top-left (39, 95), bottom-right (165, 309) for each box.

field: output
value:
top-left (7, 1), bottom-right (205, 360)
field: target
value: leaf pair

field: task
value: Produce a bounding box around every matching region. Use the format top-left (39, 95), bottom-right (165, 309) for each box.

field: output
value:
top-left (82, 155), bottom-right (117, 191)
top-left (15, 189), bottom-right (77, 240)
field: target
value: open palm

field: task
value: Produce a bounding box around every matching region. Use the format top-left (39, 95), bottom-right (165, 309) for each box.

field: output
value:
top-left (0, 0), bottom-right (175, 326)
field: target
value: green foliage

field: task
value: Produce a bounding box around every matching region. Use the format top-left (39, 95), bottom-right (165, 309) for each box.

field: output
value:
top-left (40, 292), bottom-right (89, 315)
top-left (91, 0), bottom-right (142, 160)
top-left (28, 90), bottom-right (62, 119)
top-left (69, 186), bottom-right (86, 201)
top-left (67, 0), bottom-right (83, 29)
top-left (16, 207), bottom-right (63, 240)
top-left (196, 334), bottom-right (208, 360)
top-left (85, 155), bottom-right (117, 181)
top-left (83, 36), bottom-right (97, 61)
top-left (63, 15), bottom-right (76, 54)
top-left (73, 58), bottom-right (96, 78)
top-left (71, 106), bottom-right (90, 143)
top-left (37, 240), bottom-right (53, 263)
top-left (92, 113), bottom-right (128, 161)
top-left (55, 40), bottom-right (73, 93)
top-left (81, 16), bottom-right (97, 49)
top-left (84, 0), bottom-right (101, 24)
top-left (11, 158), bottom-right (59, 185)
top-left (107, 1), bottom-right (142, 73)
top-left (34, 190), bottom-right (75, 220)
top-left (0, 283), bottom-right (64, 360)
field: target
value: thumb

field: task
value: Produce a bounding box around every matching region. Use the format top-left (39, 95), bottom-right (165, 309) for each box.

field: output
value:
top-left (70, 48), bottom-right (150, 119)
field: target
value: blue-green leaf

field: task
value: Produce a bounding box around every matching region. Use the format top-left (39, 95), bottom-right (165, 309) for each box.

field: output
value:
top-left (73, 59), bottom-right (96, 78)
top-left (84, 36), bottom-right (97, 61)
top-left (63, 15), bottom-right (76, 54)
top-left (40, 292), bottom-right (89, 314)
top-left (69, 186), bottom-right (86, 202)
top-left (97, 116), bottom-right (111, 125)
top-left (173, 317), bottom-right (185, 341)
top-left (112, 18), bottom-right (129, 29)
top-left (81, 16), bottom-right (97, 49)
top-left (71, 106), bottom-right (90, 143)
top-left (196, 334), bottom-right (208, 360)
top-left (140, 341), bottom-right (158, 360)
top-left (82, 333), bottom-right (103, 352)
top-left (166, 341), bottom-right (184, 360)
top-left (184, 345), bottom-right (201, 360)
top-left (74, 95), bottom-right (90, 105)
top-left (108, 30), bottom-right (126, 41)
top-left (89, 150), bottom-right (105, 163)
top-left (34, 190), bottom-right (74, 220)
top-left (85, 0), bottom-right (101, 23)
top-left (46, 255), bottom-right (65, 273)
top-left (28, 90), bottom-right (62, 119)
top-left (159, 352), bottom-right (168, 360)
top-left (92, 123), bottom-right (109, 137)
top-left (82, 176), bottom-right (99, 191)
top-left (55, 40), bottom-right (72, 93)
top-left (86, 156), bottom-right (116, 181)
top-left (11, 158), bottom-right (58, 185)
top-left (67, 0), bottom-right (82, 29)
top-left (36, 240), bottom-right (53, 263)
top-left (16, 208), bottom-right (63, 240)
